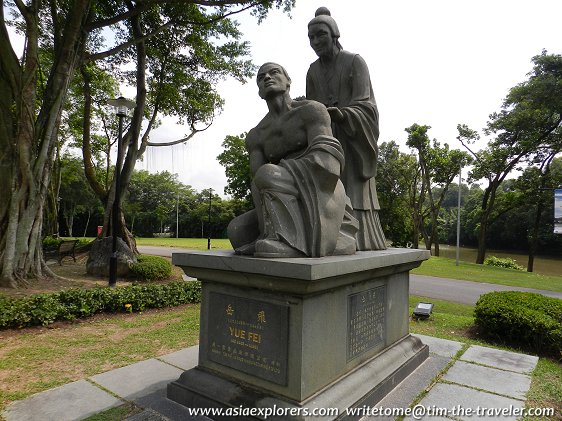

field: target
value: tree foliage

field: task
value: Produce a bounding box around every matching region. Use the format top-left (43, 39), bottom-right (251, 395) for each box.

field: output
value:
top-left (376, 141), bottom-right (416, 246)
top-left (217, 133), bottom-right (251, 203)
top-left (0, 0), bottom-right (294, 287)
top-left (457, 50), bottom-right (562, 264)
top-left (405, 123), bottom-right (471, 254)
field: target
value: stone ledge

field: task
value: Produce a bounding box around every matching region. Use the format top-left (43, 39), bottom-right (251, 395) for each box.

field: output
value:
top-left (172, 249), bottom-right (430, 294)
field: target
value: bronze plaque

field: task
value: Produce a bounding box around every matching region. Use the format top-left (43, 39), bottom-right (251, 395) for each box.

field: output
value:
top-left (207, 292), bottom-right (289, 385)
top-left (347, 286), bottom-right (386, 361)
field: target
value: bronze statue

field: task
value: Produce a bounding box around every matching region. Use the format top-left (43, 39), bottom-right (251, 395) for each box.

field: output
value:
top-left (306, 7), bottom-right (386, 250)
top-left (227, 63), bottom-right (357, 258)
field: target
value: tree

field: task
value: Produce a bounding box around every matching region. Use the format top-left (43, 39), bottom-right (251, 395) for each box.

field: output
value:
top-left (376, 141), bottom-right (417, 246)
top-left (217, 133), bottom-right (252, 204)
top-left (434, 181), bottom-right (470, 245)
top-left (0, 0), bottom-right (294, 287)
top-left (58, 154), bottom-right (98, 237)
top-left (406, 124), bottom-right (471, 255)
top-left (515, 155), bottom-right (562, 271)
top-left (124, 170), bottom-right (186, 237)
top-left (457, 51), bottom-right (562, 264)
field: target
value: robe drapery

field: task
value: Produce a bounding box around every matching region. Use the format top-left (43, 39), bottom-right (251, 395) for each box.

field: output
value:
top-left (306, 50), bottom-right (386, 250)
top-left (256, 134), bottom-right (358, 257)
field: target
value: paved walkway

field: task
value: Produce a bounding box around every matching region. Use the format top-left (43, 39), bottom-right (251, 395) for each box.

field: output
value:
top-left (2, 335), bottom-right (540, 421)
top-left (410, 274), bottom-right (562, 305)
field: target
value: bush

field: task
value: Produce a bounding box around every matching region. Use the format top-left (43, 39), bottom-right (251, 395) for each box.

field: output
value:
top-left (483, 256), bottom-right (524, 271)
top-left (42, 235), bottom-right (62, 249)
top-left (129, 255), bottom-right (172, 281)
top-left (42, 236), bottom-right (92, 250)
top-left (0, 281), bottom-right (201, 329)
top-left (474, 291), bottom-right (562, 356)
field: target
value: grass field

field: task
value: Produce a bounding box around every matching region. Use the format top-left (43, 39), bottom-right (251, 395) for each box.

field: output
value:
top-left (412, 256), bottom-right (562, 292)
top-left (434, 244), bottom-right (562, 277)
top-left (135, 237), bottom-right (232, 250)
top-left (0, 304), bottom-right (200, 415)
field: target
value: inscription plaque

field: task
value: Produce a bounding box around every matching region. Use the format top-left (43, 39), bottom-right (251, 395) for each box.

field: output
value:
top-left (347, 286), bottom-right (386, 361)
top-left (207, 292), bottom-right (289, 385)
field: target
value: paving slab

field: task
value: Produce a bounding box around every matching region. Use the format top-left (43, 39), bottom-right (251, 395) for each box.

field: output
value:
top-left (158, 346), bottom-right (198, 371)
top-left (132, 389), bottom-right (210, 421)
top-left (1, 379), bottom-right (121, 421)
top-left (362, 355), bottom-right (451, 420)
top-left (415, 382), bottom-right (524, 421)
top-left (461, 345), bottom-right (538, 374)
top-left (444, 360), bottom-right (531, 400)
top-left (90, 359), bottom-right (183, 400)
top-left (413, 334), bottom-right (463, 358)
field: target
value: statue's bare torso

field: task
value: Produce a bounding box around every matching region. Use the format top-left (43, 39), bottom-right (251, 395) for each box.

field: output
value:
top-left (246, 100), bottom-right (332, 171)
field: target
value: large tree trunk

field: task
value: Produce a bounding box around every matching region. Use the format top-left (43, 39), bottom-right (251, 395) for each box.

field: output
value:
top-left (475, 222), bottom-right (488, 264)
top-left (0, 0), bottom-right (92, 287)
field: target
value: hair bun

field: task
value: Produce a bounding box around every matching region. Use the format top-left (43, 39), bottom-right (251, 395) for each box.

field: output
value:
top-left (315, 7), bottom-right (331, 17)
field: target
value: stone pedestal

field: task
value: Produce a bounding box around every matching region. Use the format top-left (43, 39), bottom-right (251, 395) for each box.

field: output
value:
top-left (168, 249), bottom-right (430, 420)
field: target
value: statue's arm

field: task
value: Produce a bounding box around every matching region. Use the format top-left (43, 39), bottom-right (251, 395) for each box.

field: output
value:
top-left (349, 55), bottom-right (375, 103)
top-left (304, 102), bottom-right (334, 141)
top-left (246, 130), bottom-right (266, 176)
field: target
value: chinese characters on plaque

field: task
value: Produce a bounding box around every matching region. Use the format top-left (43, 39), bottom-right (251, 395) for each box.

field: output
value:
top-left (347, 286), bottom-right (386, 361)
top-left (207, 292), bottom-right (289, 385)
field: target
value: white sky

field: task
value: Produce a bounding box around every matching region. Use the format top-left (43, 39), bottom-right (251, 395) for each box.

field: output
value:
top-left (8, 1), bottom-right (562, 196)
top-left (143, 0), bottom-right (562, 196)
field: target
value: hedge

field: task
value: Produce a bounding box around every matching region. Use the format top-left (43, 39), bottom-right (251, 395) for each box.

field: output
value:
top-left (474, 291), bottom-right (562, 356)
top-left (483, 256), bottom-right (524, 271)
top-left (0, 281), bottom-right (201, 329)
top-left (129, 255), bottom-right (172, 281)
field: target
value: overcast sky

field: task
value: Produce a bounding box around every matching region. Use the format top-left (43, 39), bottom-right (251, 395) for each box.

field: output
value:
top-left (141, 0), bottom-right (562, 196)
top-left (11, 1), bottom-right (561, 196)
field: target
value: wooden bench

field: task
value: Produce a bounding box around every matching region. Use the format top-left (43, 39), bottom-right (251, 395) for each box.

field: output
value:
top-left (43, 239), bottom-right (79, 265)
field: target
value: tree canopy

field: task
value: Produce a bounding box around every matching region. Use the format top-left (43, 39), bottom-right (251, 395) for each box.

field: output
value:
top-left (0, 0), bottom-right (294, 287)
top-left (457, 51), bottom-right (562, 263)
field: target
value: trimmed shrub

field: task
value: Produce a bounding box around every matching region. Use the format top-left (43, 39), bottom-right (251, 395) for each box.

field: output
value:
top-left (474, 291), bottom-right (562, 356)
top-left (129, 255), bottom-right (172, 281)
top-left (483, 256), bottom-right (524, 271)
top-left (42, 236), bottom-right (92, 250)
top-left (42, 235), bottom-right (62, 249)
top-left (0, 281), bottom-right (201, 329)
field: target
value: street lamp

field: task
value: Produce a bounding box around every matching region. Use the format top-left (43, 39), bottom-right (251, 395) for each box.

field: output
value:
top-left (107, 96), bottom-right (135, 287)
top-left (456, 165), bottom-right (462, 267)
top-left (207, 188), bottom-right (213, 250)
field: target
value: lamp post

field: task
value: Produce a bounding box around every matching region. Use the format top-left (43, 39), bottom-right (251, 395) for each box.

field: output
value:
top-left (107, 96), bottom-right (135, 287)
top-left (207, 188), bottom-right (213, 250)
top-left (456, 165), bottom-right (462, 267)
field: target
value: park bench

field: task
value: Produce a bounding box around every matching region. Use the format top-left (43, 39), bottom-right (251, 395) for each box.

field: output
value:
top-left (43, 239), bottom-right (79, 265)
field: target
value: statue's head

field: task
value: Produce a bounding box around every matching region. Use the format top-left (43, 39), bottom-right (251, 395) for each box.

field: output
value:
top-left (308, 7), bottom-right (342, 55)
top-left (256, 62), bottom-right (291, 99)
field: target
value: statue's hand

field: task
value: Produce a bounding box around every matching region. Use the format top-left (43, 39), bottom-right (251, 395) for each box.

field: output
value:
top-left (327, 107), bottom-right (345, 123)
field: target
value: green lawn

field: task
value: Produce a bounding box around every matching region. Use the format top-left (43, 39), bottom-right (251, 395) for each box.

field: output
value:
top-left (135, 237), bottom-right (232, 250)
top-left (0, 305), bottom-right (200, 414)
top-left (413, 256), bottom-right (562, 292)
